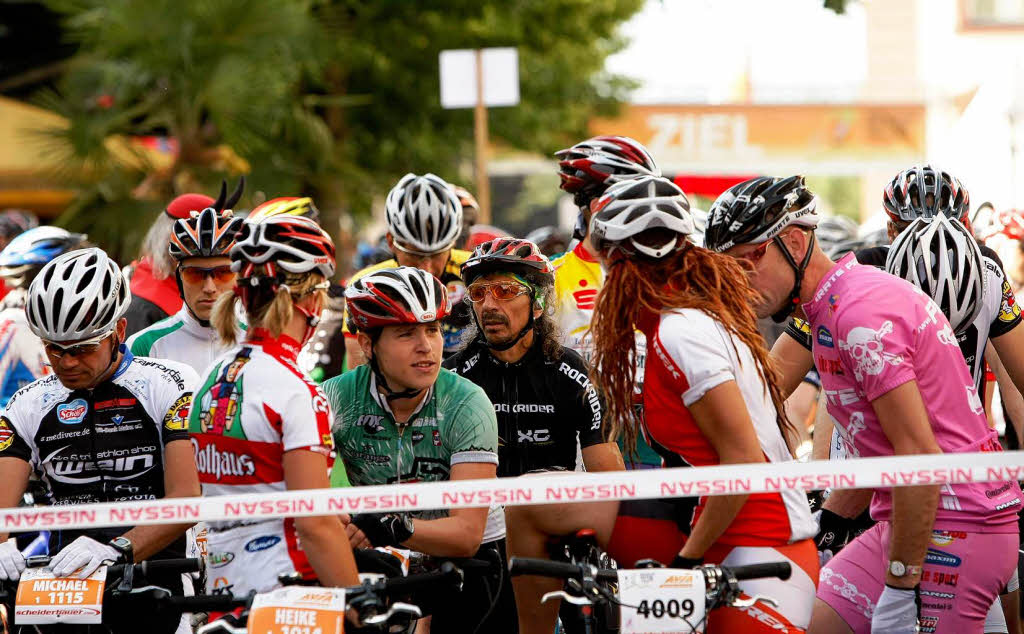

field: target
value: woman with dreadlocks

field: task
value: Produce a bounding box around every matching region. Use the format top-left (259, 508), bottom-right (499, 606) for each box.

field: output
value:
top-left (192, 213), bottom-right (360, 601)
top-left (509, 176), bottom-right (818, 634)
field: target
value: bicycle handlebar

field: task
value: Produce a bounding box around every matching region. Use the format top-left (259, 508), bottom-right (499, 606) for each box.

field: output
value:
top-left (508, 558), bottom-right (792, 583)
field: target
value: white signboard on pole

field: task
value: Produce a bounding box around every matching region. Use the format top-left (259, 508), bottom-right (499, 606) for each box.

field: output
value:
top-left (439, 47), bottom-right (520, 109)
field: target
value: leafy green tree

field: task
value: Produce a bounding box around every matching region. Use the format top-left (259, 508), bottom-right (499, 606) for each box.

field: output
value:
top-left (34, 0), bottom-right (642, 262)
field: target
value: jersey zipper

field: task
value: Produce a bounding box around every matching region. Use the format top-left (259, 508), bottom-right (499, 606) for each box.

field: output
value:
top-left (396, 422), bottom-right (407, 484)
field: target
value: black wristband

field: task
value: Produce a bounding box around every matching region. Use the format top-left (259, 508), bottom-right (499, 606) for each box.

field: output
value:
top-left (669, 555), bottom-right (702, 569)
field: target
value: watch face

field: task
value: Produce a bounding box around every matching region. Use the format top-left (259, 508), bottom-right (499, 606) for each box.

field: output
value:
top-left (889, 560), bottom-right (906, 577)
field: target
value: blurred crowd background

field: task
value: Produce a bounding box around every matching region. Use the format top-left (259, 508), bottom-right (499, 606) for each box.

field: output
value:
top-left (1, 0), bottom-right (1023, 278)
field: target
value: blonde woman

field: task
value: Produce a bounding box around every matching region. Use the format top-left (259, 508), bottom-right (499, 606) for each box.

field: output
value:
top-left (190, 214), bottom-right (359, 596)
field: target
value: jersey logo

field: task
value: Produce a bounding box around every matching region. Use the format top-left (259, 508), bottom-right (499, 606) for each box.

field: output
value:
top-left (163, 394), bottom-right (192, 432)
top-left (517, 429), bottom-right (551, 443)
top-left (358, 414), bottom-right (385, 434)
top-left (838, 321), bottom-right (903, 380)
top-left (56, 399), bottom-right (88, 425)
top-left (573, 288), bottom-right (598, 311)
top-left (0, 416), bottom-right (15, 452)
top-left (999, 280), bottom-right (1021, 323)
top-left (816, 326), bottom-right (834, 348)
top-left (936, 323), bottom-right (958, 347)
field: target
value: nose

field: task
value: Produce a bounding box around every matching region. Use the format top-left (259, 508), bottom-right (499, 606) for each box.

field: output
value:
top-left (412, 328), bottom-right (433, 352)
top-left (480, 290), bottom-right (501, 312)
top-left (202, 273), bottom-right (218, 293)
top-left (57, 353), bottom-right (80, 371)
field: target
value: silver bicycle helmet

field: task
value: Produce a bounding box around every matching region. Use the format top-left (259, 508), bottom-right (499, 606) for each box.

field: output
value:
top-left (589, 176), bottom-right (694, 260)
top-left (26, 247), bottom-right (130, 342)
top-left (886, 215), bottom-right (985, 333)
top-left (385, 173), bottom-right (463, 254)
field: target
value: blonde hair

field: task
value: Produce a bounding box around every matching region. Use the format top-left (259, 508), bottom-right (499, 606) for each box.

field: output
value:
top-left (213, 272), bottom-right (326, 346)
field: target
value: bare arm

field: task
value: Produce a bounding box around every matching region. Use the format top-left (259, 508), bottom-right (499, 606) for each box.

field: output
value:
top-left (285, 449), bottom-right (360, 586)
top-left (811, 390), bottom-right (835, 462)
top-left (582, 442), bottom-right (625, 472)
top-left (770, 332), bottom-right (815, 400)
top-left (989, 337), bottom-right (1024, 444)
top-left (0, 458), bottom-right (31, 542)
top-left (872, 380), bottom-right (943, 588)
top-left (677, 381), bottom-right (764, 560)
top-left (402, 462), bottom-right (495, 558)
top-left (122, 440), bottom-right (200, 561)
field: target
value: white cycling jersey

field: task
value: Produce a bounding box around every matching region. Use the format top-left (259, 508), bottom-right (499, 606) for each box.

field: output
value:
top-left (0, 290), bottom-right (48, 407)
top-left (126, 305), bottom-right (243, 375)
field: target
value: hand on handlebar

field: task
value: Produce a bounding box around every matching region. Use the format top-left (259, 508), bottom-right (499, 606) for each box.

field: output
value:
top-left (49, 536), bottom-right (120, 578)
top-left (340, 515), bottom-right (371, 549)
top-left (0, 541), bottom-right (25, 581)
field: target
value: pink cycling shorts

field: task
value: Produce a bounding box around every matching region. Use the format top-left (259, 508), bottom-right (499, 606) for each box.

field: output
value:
top-left (817, 521), bottom-right (1017, 633)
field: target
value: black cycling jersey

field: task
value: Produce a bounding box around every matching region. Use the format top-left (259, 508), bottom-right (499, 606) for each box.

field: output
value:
top-left (444, 337), bottom-right (605, 477)
top-left (0, 347), bottom-right (196, 553)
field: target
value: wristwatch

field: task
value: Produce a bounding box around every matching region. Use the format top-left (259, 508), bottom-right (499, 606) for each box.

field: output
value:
top-left (888, 560), bottom-right (921, 578)
top-left (109, 536), bottom-right (134, 564)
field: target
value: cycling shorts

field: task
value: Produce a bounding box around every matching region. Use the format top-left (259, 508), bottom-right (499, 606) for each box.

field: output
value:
top-left (701, 540), bottom-right (818, 633)
top-left (817, 522), bottom-right (1018, 633)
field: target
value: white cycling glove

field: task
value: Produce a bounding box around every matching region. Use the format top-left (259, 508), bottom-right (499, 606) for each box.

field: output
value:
top-left (871, 585), bottom-right (919, 633)
top-left (49, 536), bottom-right (121, 579)
top-left (0, 540), bottom-right (26, 581)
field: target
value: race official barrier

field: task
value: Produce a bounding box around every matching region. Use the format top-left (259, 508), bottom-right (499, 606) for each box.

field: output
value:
top-left (2, 451), bottom-right (1023, 532)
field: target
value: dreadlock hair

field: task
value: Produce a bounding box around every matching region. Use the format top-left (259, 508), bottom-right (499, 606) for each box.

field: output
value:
top-left (212, 271), bottom-right (326, 346)
top-left (589, 242), bottom-right (796, 459)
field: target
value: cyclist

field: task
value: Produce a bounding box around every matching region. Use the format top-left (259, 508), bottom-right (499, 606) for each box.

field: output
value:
top-left (193, 214), bottom-right (359, 596)
top-left (445, 237), bottom-right (623, 477)
top-left (705, 174), bottom-right (1022, 634)
top-left (0, 247), bottom-right (201, 634)
top-left (452, 184), bottom-right (480, 250)
top-left (343, 173), bottom-right (472, 367)
top-left (0, 209), bottom-right (39, 302)
top-left (553, 135), bottom-right (663, 469)
top-left (243, 195), bottom-right (347, 382)
top-left (127, 204), bottom-right (244, 370)
top-left (325, 266), bottom-right (509, 633)
top-left (0, 226), bottom-right (87, 405)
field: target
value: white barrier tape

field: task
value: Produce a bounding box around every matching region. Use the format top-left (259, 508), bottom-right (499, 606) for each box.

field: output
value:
top-left (3, 451), bottom-right (1023, 532)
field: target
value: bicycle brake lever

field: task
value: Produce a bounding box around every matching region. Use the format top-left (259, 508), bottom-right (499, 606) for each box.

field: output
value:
top-left (541, 590), bottom-right (592, 606)
top-left (731, 594), bottom-right (779, 609)
top-left (361, 601), bottom-right (423, 625)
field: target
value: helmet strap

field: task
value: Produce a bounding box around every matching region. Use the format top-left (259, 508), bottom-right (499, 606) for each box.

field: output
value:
top-left (293, 302), bottom-right (321, 347)
top-left (368, 352), bottom-right (424, 402)
top-left (474, 305), bottom-right (536, 352)
top-left (175, 269), bottom-right (212, 328)
top-left (770, 231), bottom-right (816, 324)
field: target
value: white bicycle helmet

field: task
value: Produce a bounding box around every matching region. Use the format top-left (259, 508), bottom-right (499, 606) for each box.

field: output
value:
top-left (589, 176), bottom-right (694, 260)
top-left (886, 215), bottom-right (985, 333)
top-left (231, 215), bottom-right (336, 279)
top-left (384, 173), bottom-right (463, 254)
top-left (26, 247), bottom-right (130, 342)
top-left (345, 266), bottom-right (451, 332)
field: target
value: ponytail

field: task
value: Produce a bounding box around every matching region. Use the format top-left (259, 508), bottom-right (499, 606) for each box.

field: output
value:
top-left (214, 272), bottom-right (326, 345)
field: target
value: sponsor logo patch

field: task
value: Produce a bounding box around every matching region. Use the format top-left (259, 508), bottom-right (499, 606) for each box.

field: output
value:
top-left (924, 548), bottom-right (961, 567)
top-left (999, 279), bottom-right (1021, 323)
top-left (208, 552), bottom-right (234, 568)
top-left (0, 417), bottom-right (15, 452)
top-left (816, 326), bottom-right (834, 348)
top-left (57, 399), bottom-right (88, 424)
top-left (244, 535), bottom-right (281, 553)
top-left (163, 394), bottom-right (192, 432)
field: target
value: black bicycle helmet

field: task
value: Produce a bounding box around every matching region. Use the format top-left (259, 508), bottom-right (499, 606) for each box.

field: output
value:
top-left (882, 164), bottom-right (969, 224)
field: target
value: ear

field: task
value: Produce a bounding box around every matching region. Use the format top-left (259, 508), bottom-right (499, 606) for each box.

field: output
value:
top-left (115, 318), bottom-right (128, 341)
top-left (385, 233), bottom-right (395, 251)
top-left (357, 332), bottom-right (373, 361)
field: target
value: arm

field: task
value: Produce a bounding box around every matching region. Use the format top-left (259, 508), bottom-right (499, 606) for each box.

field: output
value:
top-left (401, 462), bottom-right (495, 558)
top-left (285, 449), bottom-right (360, 586)
top-left (770, 331), bottom-right (815, 400)
top-left (871, 380), bottom-right (943, 588)
top-left (121, 440), bottom-right (200, 561)
top-left (989, 335), bottom-right (1024, 444)
top-left (0, 458), bottom-right (31, 542)
top-left (677, 381), bottom-right (764, 560)
top-left (582, 443), bottom-right (624, 472)
top-left (811, 390), bottom-right (835, 461)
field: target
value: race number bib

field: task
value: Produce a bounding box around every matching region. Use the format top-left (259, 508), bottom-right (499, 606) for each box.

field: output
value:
top-left (15, 566), bottom-right (106, 624)
top-left (618, 568), bottom-right (705, 634)
top-left (247, 585), bottom-right (346, 634)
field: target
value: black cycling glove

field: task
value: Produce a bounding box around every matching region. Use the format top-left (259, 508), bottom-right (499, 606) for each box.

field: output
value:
top-left (815, 508), bottom-right (854, 553)
top-left (351, 512), bottom-right (415, 548)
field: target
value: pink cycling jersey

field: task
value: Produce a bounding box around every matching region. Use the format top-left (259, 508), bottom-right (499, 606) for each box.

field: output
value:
top-left (803, 254), bottom-right (1021, 531)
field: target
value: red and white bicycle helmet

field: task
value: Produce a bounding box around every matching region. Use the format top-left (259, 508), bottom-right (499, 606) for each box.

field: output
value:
top-left (883, 164), bottom-right (970, 225)
top-left (231, 215), bottom-right (335, 280)
top-left (980, 208), bottom-right (1024, 242)
top-left (385, 174), bottom-right (463, 253)
top-left (589, 175), bottom-right (694, 260)
top-left (555, 136), bottom-right (660, 195)
top-left (461, 238), bottom-right (555, 286)
top-left (345, 266), bottom-right (451, 332)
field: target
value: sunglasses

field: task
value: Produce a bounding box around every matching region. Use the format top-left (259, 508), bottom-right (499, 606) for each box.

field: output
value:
top-left (180, 265), bottom-right (236, 285)
top-left (43, 331), bottom-right (113, 359)
top-left (467, 282), bottom-right (531, 303)
top-left (736, 240), bottom-right (774, 264)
